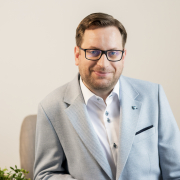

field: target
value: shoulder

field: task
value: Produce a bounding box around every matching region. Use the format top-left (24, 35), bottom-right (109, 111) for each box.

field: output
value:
top-left (121, 75), bottom-right (159, 98)
top-left (38, 73), bottom-right (80, 114)
top-left (39, 82), bottom-right (69, 112)
top-left (122, 75), bottom-right (158, 87)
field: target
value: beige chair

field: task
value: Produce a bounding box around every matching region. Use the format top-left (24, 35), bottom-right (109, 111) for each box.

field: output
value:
top-left (19, 115), bottom-right (37, 180)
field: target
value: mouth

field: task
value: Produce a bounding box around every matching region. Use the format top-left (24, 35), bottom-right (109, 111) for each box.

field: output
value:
top-left (93, 71), bottom-right (111, 77)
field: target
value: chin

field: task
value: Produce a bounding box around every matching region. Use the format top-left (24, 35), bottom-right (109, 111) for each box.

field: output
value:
top-left (91, 80), bottom-right (114, 90)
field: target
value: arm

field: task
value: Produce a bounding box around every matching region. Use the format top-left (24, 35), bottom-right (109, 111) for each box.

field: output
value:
top-left (158, 84), bottom-right (180, 179)
top-left (33, 103), bottom-right (78, 180)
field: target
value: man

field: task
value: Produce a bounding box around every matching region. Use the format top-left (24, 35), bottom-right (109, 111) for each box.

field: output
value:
top-left (33, 13), bottom-right (180, 180)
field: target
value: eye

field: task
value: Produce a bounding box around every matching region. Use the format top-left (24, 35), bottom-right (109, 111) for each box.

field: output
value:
top-left (87, 50), bottom-right (101, 56)
top-left (91, 50), bottom-right (99, 55)
top-left (109, 51), bottom-right (117, 56)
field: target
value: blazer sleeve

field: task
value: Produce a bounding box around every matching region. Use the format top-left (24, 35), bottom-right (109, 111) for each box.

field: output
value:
top-left (33, 103), bottom-right (78, 180)
top-left (158, 84), bottom-right (180, 179)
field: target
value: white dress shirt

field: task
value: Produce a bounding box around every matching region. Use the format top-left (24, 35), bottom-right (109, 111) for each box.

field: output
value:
top-left (80, 76), bottom-right (120, 179)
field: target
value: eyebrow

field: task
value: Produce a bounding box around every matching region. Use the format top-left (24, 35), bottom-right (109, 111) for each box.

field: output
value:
top-left (87, 46), bottom-right (119, 50)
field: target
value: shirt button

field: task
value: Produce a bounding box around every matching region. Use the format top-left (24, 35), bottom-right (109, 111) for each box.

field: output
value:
top-left (97, 98), bottom-right (100, 101)
top-left (113, 143), bottom-right (117, 148)
top-left (107, 118), bottom-right (111, 123)
top-left (105, 111), bottom-right (109, 116)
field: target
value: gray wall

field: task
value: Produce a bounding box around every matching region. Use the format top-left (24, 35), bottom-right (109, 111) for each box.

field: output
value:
top-left (0, 0), bottom-right (180, 169)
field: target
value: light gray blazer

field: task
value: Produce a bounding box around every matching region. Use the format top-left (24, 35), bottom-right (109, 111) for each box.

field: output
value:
top-left (33, 73), bottom-right (180, 180)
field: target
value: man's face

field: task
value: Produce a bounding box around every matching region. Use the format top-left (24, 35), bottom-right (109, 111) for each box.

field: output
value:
top-left (74, 26), bottom-right (126, 93)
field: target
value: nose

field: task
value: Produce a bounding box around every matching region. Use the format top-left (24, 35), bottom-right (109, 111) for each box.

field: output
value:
top-left (96, 53), bottom-right (110, 68)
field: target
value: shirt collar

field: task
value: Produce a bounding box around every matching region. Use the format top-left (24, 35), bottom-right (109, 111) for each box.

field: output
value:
top-left (80, 76), bottom-right (120, 105)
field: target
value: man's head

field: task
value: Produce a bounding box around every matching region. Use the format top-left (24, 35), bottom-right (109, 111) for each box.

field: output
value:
top-left (74, 12), bottom-right (127, 97)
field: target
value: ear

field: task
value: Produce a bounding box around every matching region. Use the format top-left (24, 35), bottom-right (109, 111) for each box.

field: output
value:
top-left (121, 48), bottom-right (127, 68)
top-left (74, 46), bottom-right (80, 66)
top-left (122, 48), bottom-right (127, 61)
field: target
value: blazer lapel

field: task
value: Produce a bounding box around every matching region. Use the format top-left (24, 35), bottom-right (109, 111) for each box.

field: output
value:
top-left (116, 76), bottom-right (142, 180)
top-left (64, 73), bottom-right (114, 180)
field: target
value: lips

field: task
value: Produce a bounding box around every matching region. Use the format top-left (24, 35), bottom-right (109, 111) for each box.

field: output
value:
top-left (93, 71), bottom-right (110, 77)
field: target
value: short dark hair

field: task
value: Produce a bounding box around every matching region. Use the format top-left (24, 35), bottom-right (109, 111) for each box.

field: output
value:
top-left (76, 12), bottom-right (127, 48)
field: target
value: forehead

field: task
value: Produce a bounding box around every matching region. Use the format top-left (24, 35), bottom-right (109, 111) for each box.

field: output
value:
top-left (81, 26), bottom-right (123, 50)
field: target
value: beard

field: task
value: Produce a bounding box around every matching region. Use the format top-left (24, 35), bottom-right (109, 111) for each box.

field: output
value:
top-left (79, 66), bottom-right (122, 92)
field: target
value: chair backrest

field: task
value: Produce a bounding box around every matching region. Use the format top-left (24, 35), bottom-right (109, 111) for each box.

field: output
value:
top-left (19, 115), bottom-right (37, 180)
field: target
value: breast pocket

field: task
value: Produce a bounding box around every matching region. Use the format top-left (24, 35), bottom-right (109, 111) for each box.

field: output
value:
top-left (133, 125), bottom-right (156, 144)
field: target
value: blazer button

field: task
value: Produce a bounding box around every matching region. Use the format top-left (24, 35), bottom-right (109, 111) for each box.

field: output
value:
top-left (107, 118), bottom-right (111, 123)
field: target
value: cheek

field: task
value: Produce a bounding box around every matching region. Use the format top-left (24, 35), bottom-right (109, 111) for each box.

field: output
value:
top-left (79, 60), bottom-right (91, 74)
top-left (81, 61), bottom-right (95, 71)
top-left (113, 62), bottom-right (123, 74)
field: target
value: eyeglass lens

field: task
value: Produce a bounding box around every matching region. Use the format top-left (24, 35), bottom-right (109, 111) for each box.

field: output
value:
top-left (86, 50), bottom-right (123, 61)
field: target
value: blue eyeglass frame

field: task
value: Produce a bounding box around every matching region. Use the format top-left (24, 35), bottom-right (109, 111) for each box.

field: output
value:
top-left (78, 47), bottom-right (124, 62)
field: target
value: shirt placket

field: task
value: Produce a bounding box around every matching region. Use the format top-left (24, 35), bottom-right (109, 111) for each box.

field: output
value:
top-left (104, 94), bottom-right (119, 166)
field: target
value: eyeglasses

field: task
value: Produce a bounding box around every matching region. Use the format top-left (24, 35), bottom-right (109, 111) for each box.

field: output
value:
top-left (79, 47), bottom-right (124, 62)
